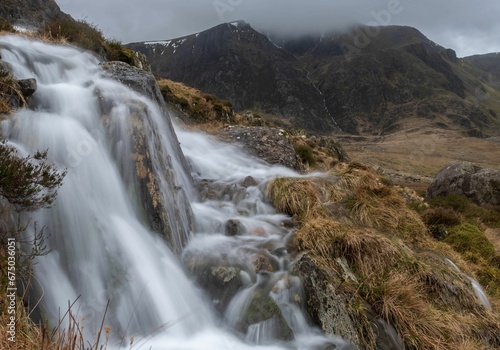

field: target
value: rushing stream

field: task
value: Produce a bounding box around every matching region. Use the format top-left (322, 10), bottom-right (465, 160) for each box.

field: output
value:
top-left (0, 36), bottom-right (352, 349)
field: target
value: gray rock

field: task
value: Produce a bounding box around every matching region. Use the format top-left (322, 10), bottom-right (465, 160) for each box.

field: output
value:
top-left (132, 51), bottom-right (152, 72)
top-left (240, 287), bottom-right (294, 342)
top-left (242, 176), bottom-right (258, 188)
top-left (487, 136), bottom-right (500, 143)
top-left (18, 78), bottom-right (37, 98)
top-left (292, 255), bottom-right (362, 349)
top-left (225, 219), bottom-right (241, 236)
top-left (219, 126), bottom-right (303, 170)
top-left (184, 255), bottom-right (244, 313)
top-left (251, 253), bottom-right (277, 272)
top-left (101, 62), bottom-right (164, 107)
top-left (427, 162), bottom-right (500, 206)
top-left (0, 61), bottom-right (10, 77)
top-left (196, 179), bottom-right (247, 202)
top-left (101, 62), bottom-right (195, 254)
top-left (318, 137), bottom-right (351, 163)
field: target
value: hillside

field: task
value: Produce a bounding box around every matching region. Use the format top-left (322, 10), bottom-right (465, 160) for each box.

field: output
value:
top-left (465, 52), bottom-right (500, 81)
top-left (0, 0), bottom-right (71, 29)
top-left (128, 21), bottom-right (337, 131)
top-left (130, 23), bottom-right (500, 136)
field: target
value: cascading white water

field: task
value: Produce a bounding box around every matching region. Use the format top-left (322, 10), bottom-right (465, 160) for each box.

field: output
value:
top-left (175, 129), bottom-right (352, 349)
top-left (444, 259), bottom-right (492, 310)
top-left (0, 35), bottom-right (214, 341)
top-left (0, 35), bottom-right (352, 349)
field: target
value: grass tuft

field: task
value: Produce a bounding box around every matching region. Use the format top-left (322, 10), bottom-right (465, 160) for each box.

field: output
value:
top-left (268, 162), bottom-right (500, 349)
top-left (266, 177), bottom-right (327, 222)
top-left (38, 19), bottom-right (140, 67)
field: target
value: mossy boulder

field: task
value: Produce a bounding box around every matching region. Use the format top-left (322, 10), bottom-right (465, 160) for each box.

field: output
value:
top-left (240, 287), bottom-right (294, 342)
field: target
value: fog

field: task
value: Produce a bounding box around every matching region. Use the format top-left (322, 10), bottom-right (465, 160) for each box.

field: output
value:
top-left (56, 0), bottom-right (500, 57)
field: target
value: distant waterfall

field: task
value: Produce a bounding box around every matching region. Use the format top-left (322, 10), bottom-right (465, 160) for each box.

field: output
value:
top-left (0, 36), bottom-right (351, 349)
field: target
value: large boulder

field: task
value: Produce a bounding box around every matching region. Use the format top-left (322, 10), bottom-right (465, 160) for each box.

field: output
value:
top-left (427, 162), bottom-right (500, 206)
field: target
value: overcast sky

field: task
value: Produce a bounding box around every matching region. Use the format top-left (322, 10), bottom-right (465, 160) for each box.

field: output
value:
top-left (55, 0), bottom-right (500, 57)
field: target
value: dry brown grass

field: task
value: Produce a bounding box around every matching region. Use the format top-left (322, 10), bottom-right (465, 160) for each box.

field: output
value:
top-left (367, 273), bottom-right (451, 349)
top-left (157, 78), bottom-right (235, 126)
top-left (0, 298), bottom-right (43, 350)
top-left (334, 162), bottom-right (428, 240)
top-left (267, 164), bottom-right (500, 349)
top-left (266, 177), bottom-right (327, 221)
top-left (0, 297), bottom-right (112, 350)
top-left (340, 126), bottom-right (500, 186)
top-left (0, 74), bottom-right (27, 115)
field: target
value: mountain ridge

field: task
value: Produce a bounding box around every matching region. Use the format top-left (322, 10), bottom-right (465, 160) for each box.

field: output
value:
top-left (130, 21), bottom-right (337, 131)
top-left (129, 23), bottom-right (500, 136)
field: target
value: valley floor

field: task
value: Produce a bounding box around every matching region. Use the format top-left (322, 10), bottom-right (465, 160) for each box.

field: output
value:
top-left (340, 127), bottom-right (500, 191)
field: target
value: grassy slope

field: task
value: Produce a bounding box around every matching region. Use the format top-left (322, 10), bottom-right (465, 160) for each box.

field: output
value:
top-left (157, 78), bottom-right (236, 127)
top-left (267, 162), bottom-right (500, 349)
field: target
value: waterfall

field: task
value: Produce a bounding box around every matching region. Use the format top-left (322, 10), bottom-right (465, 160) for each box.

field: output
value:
top-left (444, 259), bottom-right (492, 310)
top-left (0, 35), bottom-right (351, 349)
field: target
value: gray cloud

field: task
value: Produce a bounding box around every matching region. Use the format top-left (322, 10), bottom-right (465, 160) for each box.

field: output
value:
top-left (56, 0), bottom-right (500, 57)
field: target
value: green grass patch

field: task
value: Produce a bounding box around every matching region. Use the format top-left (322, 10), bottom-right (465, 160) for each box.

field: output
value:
top-left (294, 144), bottom-right (316, 166)
top-left (445, 223), bottom-right (496, 262)
top-left (426, 194), bottom-right (500, 228)
top-left (427, 194), bottom-right (470, 212)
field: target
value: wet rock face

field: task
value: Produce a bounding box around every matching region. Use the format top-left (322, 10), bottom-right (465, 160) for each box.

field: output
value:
top-left (427, 162), bottom-right (500, 206)
top-left (17, 78), bottom-right (37, 97)
top-left (292, 255), bottom-right (362, 349)
top-left (225, 219), bottom-right (241, 236)
top-left (219, 126), bottom-right (303, 170)
top-left (102, 62), bottom-right (193, 189)
top-left (184, 254), bottom-right (244, 313)
top-left (102, 62), bottom-right (164, 107)
top-left (241, 287), bottom-right (294, 342)
top-left (100, 62), bottom-right (194, 253)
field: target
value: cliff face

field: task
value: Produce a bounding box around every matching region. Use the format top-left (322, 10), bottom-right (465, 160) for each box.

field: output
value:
top-left (130, 24), bottom-right (500, 135)
top-left (0, 0), bottom-right (71, 28)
